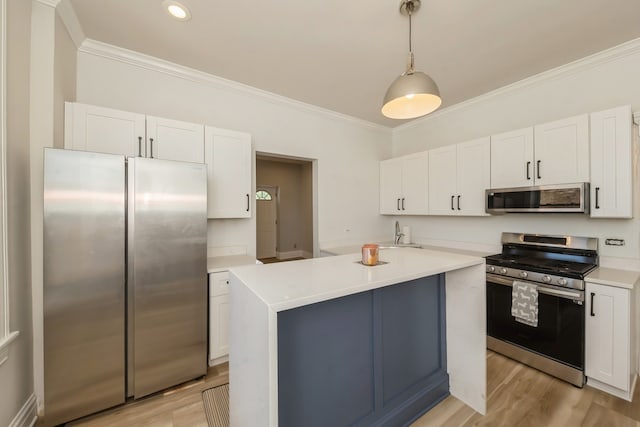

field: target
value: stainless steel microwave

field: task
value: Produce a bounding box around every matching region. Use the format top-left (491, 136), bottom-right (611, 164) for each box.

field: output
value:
top-left (486, 183), bottom-right (590, 214)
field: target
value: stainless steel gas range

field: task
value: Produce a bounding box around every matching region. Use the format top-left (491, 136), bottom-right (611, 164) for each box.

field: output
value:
top-left (485, 232), bottom-right (598, 387)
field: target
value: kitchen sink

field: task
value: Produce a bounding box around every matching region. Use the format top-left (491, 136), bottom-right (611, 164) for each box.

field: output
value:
top-left (378, 243), bottom-right (423, 249)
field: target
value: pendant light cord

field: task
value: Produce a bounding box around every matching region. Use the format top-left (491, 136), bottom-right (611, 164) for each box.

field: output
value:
top-left (407, 2), bottom-right (415, 73)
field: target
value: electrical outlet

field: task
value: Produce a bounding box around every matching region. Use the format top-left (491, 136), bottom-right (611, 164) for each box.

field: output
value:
top-left (604, 238), bottom-right (625, 246)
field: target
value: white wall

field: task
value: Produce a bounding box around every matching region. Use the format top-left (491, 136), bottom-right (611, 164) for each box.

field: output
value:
top-left (75, 46), bottom-right (392, 255)
top-left (0, 0), bottom-right (34, 425)
top-left (29, 0), bottom-right (78, 413)
top-left (392, 40), bottom-right (640, 263)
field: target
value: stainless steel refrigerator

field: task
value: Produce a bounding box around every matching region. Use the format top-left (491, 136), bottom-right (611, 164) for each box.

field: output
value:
top-left (43, 148), bottom-right (208, 426)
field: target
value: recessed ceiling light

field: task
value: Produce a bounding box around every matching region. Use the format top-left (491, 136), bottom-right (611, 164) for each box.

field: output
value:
top-left (163, 0), bottom-right (191, 21)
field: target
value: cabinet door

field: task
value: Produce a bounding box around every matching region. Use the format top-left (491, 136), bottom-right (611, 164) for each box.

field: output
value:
top-left (401, 153), bottom-right (429, 215)
top-left (457, 137), bottom-right (491, 216)
top-left (205, 126), bottom-right (252, 218)
top-left (534, 114), bottom-right (589, 185)
top-left (379, 158), bottom-right (403, 215)
top-left (64, 102), bottom-right (145, 157)
top-left (590, 106), bottom-right (632, 218)
top-left (490, 127), bottom-right (534, 188)
top-left (428, 145), bottom-right (457, 215)
top-left (209, 294), bottom-right (230, 361)
top-left (146, 116), bottom-right (204, 163)
top-left (585, 282), bottom-right (629, 391)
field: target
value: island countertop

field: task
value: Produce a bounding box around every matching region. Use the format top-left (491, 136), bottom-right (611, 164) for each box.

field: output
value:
top-left (230, 247), bottom-right (484, 312)
top-left (229, 246), bottom-right (488, 425)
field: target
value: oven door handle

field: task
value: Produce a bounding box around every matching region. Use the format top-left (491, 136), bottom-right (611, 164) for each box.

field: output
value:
top-left (487, 273), bottom-right (584, 302)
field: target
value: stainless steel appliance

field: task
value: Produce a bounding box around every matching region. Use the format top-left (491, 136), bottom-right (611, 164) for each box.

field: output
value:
top-left (486, 182), bottom-right (589, 214)
top-left (43, 148), bottom-right (207, 426)
top-left (485, 232), bottom-right (598, 387)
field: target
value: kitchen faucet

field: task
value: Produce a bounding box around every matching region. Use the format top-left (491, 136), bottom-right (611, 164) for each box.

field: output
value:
top-left (394, 221), bottom-right (404, 245)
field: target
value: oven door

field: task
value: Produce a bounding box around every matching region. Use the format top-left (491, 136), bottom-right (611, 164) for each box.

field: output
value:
top-left (486, 273), bottom-right (585, 371)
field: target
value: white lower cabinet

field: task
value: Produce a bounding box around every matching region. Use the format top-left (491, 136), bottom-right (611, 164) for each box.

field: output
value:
top-left (209, 271), bottom-right (230, 365)
top-left (585, 281), bottom-right (637, 400)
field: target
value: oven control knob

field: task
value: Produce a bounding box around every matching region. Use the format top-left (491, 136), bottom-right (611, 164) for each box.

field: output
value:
top-left (487, 265), bottom-right (495, 273)
top-left (542, 275), bottom-right (552, 283)
top-left (519, 271), bottom-right (528, 279)
top-left (558, 278), bottom-right (568, 286)
top-left (500, 268), bottom-right (508, 274)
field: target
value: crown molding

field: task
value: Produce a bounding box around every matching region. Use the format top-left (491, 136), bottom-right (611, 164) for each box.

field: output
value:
top-left (395, 37), bottom-right (640, 133)
top-left (78, 39), bottom-right (391, 134)
top-left (56, 0), bottom-right (85, 48)
top-left (34, 0), bottom-right (60, 7)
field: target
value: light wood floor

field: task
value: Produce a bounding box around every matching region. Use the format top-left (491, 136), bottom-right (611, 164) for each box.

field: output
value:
top-left (414, 351), bottom-right (640, 426)
top-left (60, 363), bottom-right (229, 427)
top-left (52, 351), bottom-right (639, 426)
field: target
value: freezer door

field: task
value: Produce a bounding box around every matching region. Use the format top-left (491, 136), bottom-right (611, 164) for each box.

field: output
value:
top-left (128, 157), bottom-right (208, 398)
top-left (43, 149), bottom-right (126, 426)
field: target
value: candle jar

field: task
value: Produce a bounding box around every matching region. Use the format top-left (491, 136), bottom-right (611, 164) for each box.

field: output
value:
top-left (361, 244), bottom-right (379, 266)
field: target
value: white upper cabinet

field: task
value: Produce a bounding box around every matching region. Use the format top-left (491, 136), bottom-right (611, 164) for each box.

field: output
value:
top-left (490, 127), bottom-right (534, 188)
top-left (64, 102), bottom-right (145, 157)
top-left (380, 158), bottom-right (404, 215)
top-left (590, 106), bottom-right (633, 218)
top-left (533, 114), bottom-right (589, 186)
top-left (429, 137), bottom-right (490, 216)
top-left (456, 137), bottom-right (491, 215)
top-left (205, 126), bottom-right (252, 219)
top-left (401, 153), bottom-right (429, 215)
top-left (428, 146), bottom-right (457, 215)
top-left (65, 102), bottom-right (205, 163)
top-left (379, 152), bottom-right (428, 215)
top-left (490, 114), bottom-right (589, 188)
top-left (146, 116), bottom-right (205, 163)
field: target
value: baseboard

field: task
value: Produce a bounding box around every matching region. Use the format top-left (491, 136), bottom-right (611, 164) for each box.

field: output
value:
top-left (9, 394), bottom-right (37, 427)
top-left (586, 377), bottom-right (634, 402)
top-left (208, 354), bottom-right (229, 367)
top-left (276, 250), bottom-right (304, 259)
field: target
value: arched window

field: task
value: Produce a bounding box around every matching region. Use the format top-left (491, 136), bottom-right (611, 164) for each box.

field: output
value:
top-left (256, 190), bottom-right (272, 200)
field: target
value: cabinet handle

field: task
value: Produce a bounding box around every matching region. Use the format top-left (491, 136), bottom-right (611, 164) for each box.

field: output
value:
top-left (401, 198), bottom-right (405, 211)
top-left (536, 160), bottom-right (541, 179)
top-left (149, 137), bottom-right (154, 158)
top-left (526, 161), bottom-right (531, 180)
top-left (590, 292), bottom-right (595, 316)
top-left (451, 195), bottom-right (455, 211)
top-left (595, 187), bottom-right (600, 209)
top-left (457, 195), bottom-right (461, 211)
top-left (397, 198), bottom-right (401, 211)
top-left (138, 136), bottom-right (143, 157)
top-left (246, 194), bottom-right (250, 212)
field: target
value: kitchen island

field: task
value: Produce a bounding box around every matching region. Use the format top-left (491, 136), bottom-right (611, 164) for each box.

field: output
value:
top-left (229, 247), bottom-right (486, 426)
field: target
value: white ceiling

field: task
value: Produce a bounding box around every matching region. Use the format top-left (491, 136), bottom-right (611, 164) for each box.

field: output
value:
top-left (69, 0), bottom-right (640, 127)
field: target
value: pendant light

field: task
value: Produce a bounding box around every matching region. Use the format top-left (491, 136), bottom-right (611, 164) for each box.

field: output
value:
top-left (382, 0), bottom-right (441, 120)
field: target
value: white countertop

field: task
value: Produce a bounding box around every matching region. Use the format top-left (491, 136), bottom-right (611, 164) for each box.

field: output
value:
top-left (207, 254), bottom-right (256, 273)
top-left (586, 267), bottom-right (640, 290)
top-left (322, 243), bottom-right (494, 258)
top-left (230, 247), bottom-right (484, 311)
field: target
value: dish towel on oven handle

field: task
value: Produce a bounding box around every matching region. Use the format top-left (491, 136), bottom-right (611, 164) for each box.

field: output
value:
top-left (511, 280), bottom-right (539, 327)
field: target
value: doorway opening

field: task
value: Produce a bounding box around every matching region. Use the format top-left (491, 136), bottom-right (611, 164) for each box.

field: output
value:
top-left (256, 153), bottom-right (315, 263)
